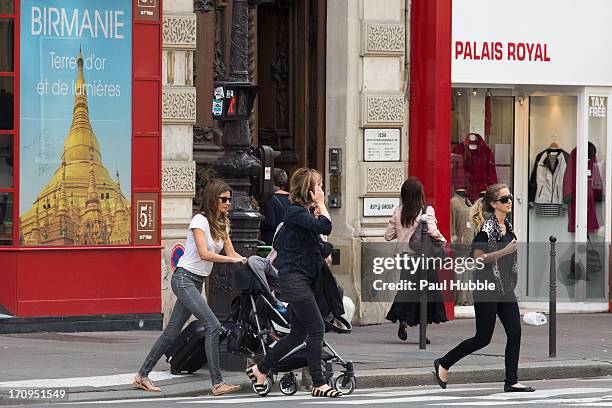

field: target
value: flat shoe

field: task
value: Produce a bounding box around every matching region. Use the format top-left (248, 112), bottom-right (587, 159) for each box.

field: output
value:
top-left (133, 376), bottom-right (161, 392)
top-left (210, 383), bottom-right (240, 396)
top-left (433, 359), bottom-right (447, 389)
top-left (504, 385), bottom-right (535, 392)
top-left (398, 322), bottom-right (408, 341)
top-left (246, 366), bottom-right (268, 396)
top-left (312, 387), bottom-right (342, 398)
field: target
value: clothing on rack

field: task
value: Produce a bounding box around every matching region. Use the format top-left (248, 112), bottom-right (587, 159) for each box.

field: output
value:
top-left (563, 143), bottom-right (603, 232)
top-left (452, 134), bottom-right (498, 202)
top-left (528, 147), bottom-right (569, 217)
top-left (450, 193), bottom-right (474, 306)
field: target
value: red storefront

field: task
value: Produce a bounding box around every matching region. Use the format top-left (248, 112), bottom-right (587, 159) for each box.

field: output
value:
top-left (410, 0), bottom-right (612, 313)
top-left (0, 0), bottom-right (163, 331)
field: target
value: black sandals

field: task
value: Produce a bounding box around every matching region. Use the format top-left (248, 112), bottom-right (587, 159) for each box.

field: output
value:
top-left (246, 366), bottom-right (268, 396)
top-left (311, 387), bottom-right (343, 398)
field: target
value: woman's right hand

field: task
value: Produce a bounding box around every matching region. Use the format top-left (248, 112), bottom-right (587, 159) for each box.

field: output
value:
top-left (309, 185), bottom-right (325, 205)
top-left (233, 256), bottom-right (247, 264)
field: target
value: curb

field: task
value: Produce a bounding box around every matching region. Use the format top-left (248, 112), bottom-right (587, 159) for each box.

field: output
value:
top-left (51, 360), bottom-right (612, 403)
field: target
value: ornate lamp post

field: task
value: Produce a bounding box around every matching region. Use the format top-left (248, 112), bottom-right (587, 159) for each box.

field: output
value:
top-left (209, 0), bottom-right (263, 317)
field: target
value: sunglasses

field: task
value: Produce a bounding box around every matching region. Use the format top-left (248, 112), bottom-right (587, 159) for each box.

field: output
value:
top-left (495, 194), bottom-right (513, 204)
top-left (218, 196), bottom-right (231, 203)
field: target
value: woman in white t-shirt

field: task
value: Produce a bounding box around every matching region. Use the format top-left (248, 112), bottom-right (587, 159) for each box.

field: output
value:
top-left (134, 180), bottom-right (246, 396)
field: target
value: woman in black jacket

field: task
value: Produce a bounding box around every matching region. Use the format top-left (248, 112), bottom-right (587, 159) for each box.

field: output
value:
top-left (434, 183), bottom-right (534, 393)
top-left (246, 167), bottom-right (342, 398)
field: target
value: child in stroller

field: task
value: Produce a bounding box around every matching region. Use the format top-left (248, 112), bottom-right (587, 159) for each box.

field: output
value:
top-left (226, 255), bottom-right (355, 396)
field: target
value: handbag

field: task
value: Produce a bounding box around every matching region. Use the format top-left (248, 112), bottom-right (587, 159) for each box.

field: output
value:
top-left (225, 322), bottom-right (248, 354)
top-left (569, 236), bottom-right (602, 280)
top-left (409, 206), bottom-right (446, 259)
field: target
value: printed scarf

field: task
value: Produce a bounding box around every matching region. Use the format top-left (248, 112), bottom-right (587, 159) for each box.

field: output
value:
top-left (480, 215), bottom-right (518, 296)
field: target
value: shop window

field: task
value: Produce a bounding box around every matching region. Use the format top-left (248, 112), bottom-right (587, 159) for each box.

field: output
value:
top-left (527, 96), bottom-right (577, 299)
top-left (0, 192), bottom-right (12, 245)
top-left (0, 135), bottom-right (12, 187)
top-left (0, 1), bottom-right (13, 14)
top-left (0, 18), bottom-right (13, 72)
top-left (0, 76), bottom-right (13, 129)
top-left (450, 88), bottom-right (515, 306)
top-left (586, 95), bottom-right (607, 299)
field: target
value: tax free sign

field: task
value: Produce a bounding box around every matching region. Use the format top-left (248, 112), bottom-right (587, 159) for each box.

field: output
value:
top-left (452, 0), bottom-right (612, 86)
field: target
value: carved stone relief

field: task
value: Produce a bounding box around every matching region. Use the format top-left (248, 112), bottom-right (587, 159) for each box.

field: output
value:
top-left (363, 22), bottom-right (404, 55)
top-left (362, 164), bottom-right (405, 194)
top-left (362, 93), bottom-right (404, 126)
top-left (162, 161), bottom-right (196, 194)
top-left (162, 87), bottom-right (197, 123)
top-left (163, 14), bottom-right (197, 50)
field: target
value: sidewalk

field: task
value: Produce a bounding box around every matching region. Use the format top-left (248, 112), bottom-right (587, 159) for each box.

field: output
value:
top-left (0, 313), bottom-right (611, 403)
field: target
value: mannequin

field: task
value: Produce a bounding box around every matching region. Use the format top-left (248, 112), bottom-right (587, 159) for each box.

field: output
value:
top-left (450, 188), bottom-right (474, 306)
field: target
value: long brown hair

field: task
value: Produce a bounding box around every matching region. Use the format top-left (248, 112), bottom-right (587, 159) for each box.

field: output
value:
top-left (199, 179), bottom-right (232, 241)
top-left (289, 167), bottom-right (322, 207)
top-left (471, 183), bottom-right (508, 231)
top-left (400, 177), bottom-right (426, 228)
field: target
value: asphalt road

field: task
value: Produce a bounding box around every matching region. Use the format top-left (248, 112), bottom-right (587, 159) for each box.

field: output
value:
top-left (8, 376), bottom-right (612, 408)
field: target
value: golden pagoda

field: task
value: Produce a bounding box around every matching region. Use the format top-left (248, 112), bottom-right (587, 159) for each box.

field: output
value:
top-left (20, 51), bottom-right (131, 246)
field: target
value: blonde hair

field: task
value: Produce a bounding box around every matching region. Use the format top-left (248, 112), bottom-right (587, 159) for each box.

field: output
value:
top-left (199, 179), bottom-right (231, 241)
top-left (289, 167), bottom-right (322, 207)
top-left (471, 183), bottom-right (508, 231)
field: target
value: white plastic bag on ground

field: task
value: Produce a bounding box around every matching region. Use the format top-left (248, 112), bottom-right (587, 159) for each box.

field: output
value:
top-left (523, 312), bottom-right (547, 326)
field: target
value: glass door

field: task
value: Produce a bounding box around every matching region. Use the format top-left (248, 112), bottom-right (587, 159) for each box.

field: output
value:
top-left (584, 89), bottom-right (609, 302)
top-left (525, 94), bottom-right (579, 301)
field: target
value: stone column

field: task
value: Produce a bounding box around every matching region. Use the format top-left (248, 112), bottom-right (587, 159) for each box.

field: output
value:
top-left (161, 2), bottom-right (197, 326)
top-left (326, 0), bottom-right (407, 325)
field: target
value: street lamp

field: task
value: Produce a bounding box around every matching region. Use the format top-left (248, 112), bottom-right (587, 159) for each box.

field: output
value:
top-left (209, 0), bottom-right (278, 317)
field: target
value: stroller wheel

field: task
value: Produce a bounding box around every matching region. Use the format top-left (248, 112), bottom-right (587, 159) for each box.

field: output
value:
top-left (279, 372), bottom-right (298, 396)
top-left (334, 374), bottom-right (356, 395)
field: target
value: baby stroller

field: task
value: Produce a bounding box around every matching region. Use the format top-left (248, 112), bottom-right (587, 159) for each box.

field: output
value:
top-left (227, 255), bottom-right (356, 396)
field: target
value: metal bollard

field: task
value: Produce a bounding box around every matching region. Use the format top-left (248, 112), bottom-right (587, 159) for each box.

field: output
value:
top-left (419, 213), bottom-right (428, 350)
top-left (549, 235), bottom-right (557, 358)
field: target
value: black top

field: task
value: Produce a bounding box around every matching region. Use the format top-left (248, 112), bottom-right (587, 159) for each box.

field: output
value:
top-left (473, 230), bottom-right (515, 300)
top-left (261, 193), bottom-right (290, 245)
top-left (273, 204), bottom-right (332, 281)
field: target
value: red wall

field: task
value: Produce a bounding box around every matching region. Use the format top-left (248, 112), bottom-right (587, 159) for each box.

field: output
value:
top-left (0, 1), bottom-right (162, 318)
top-left (409, 0), bottom-right (453, 318)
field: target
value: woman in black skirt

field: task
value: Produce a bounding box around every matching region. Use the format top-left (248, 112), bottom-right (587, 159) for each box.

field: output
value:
top-left (385, 177), bottom-right (448, 343)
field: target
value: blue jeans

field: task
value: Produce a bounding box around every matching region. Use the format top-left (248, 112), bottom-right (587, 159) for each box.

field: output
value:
top-left (138, 267), bottom-right (223, 385)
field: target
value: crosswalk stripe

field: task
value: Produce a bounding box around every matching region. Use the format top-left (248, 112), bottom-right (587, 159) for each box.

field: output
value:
top-left (301, 396), bottom-right (465, 405)
top-left (470, 387), bottom-right (611, 400)
top-left (176, 387), bottom-right (497, 404)
top-left (0, 371), bottom-right (180, 389)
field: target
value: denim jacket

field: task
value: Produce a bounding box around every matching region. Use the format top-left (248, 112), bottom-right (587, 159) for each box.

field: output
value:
top-left (273, 204), bottom-right (332, 281)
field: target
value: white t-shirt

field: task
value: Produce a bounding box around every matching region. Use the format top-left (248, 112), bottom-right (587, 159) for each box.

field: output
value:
top-left (177, 214), bottom-right (225, 276)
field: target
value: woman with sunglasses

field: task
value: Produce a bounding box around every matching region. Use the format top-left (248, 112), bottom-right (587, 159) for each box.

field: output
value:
top-left (133, 179), bottom-right (246, 396)
top-left (434, 183), bottom-right (535, 393)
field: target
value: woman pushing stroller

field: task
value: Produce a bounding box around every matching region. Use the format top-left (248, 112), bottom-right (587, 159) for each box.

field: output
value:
top-left (246, 167), bottom-right (343, 398)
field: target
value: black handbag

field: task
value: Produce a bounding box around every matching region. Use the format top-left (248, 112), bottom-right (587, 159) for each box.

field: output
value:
top-left (409, 207), bottom-right (446, 259)
top-left (225, 322), bottom-right (248, 354)
top-left (569, 237), bottom-right (602, 280)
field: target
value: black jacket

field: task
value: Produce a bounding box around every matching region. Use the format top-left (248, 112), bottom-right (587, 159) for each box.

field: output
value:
top-left (273, 205), bottom-right (332, 280)
top-left (313, 262), bottom-right (344, 319)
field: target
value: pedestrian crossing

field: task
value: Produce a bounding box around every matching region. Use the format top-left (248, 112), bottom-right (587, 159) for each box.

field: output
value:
top-left (0, 371), bottom-right (181, 389)
top-left (62, 382), bottom-right (612, 407)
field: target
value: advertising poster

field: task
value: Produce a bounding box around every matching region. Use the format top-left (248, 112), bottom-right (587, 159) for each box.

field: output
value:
top-left (19, 0), bottom-right (132, 246)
